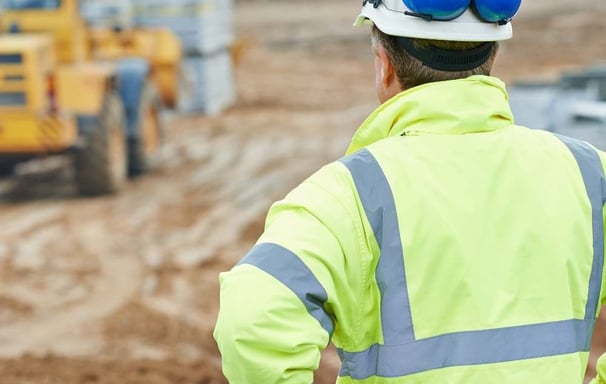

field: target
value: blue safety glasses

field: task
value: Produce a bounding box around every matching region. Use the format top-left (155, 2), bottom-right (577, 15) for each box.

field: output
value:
top-left (403, 0), bottom-right (521, 23)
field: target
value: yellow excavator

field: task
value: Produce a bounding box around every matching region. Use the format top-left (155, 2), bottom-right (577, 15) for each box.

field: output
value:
top-left (0, 0), bottom-right (181, 195)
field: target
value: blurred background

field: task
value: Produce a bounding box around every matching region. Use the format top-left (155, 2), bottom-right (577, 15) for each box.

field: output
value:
top-left (0, 0), bottom-right (604, 383)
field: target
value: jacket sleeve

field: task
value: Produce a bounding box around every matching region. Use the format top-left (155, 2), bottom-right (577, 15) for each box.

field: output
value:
top-left (599, 150), bottom-right (606, 307)
top-left (214, 163), bottom-right (365, 383)
top-left (591, 353), bottom-right (606, 384)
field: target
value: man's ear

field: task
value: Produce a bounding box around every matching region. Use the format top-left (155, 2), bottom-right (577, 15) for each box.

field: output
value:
top-left (377, 44), bottom-right (396, 90)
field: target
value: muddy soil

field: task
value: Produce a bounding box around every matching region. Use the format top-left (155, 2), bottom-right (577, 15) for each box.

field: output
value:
top-left (0, 1), bottom-right (605, 383)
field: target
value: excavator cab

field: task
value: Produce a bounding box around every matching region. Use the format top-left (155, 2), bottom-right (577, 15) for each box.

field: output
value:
top-left (1, 0), bottom-right (88, 63)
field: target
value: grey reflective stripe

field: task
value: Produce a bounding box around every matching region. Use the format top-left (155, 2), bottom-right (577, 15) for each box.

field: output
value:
top-left (339, 146), bottom-right (602, 380)
top-left (238, 243), bottom-right (335, 336)
top-left (338, 319), bottom-right (594, 379)
top-left (340, 149), bottom-right (414, 344)
top-left (556, 135), bottom-right (605, 320)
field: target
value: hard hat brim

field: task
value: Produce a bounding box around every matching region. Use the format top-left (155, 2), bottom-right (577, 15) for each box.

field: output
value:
top-left (354, 6), bottom-right (512, 42)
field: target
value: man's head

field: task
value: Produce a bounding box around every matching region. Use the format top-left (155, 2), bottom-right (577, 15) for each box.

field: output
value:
top-left (355, 0), bottom-right (520, 102)
top-left (371, 27), bottom-right (499, 102)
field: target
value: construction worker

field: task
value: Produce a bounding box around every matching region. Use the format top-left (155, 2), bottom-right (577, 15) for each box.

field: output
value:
top-left (214, 0), bottom-right (606, 383)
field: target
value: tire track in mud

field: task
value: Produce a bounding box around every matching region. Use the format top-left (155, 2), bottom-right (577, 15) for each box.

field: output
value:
top-left (0, 221), bottom-right (143, 358)
top-left (0, 104), bottom-right (367, 362)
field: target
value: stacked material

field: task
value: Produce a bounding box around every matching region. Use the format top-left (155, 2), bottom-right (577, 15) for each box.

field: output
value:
top-left (560, 66), bottom-right (606, 102)
top-left (132, 0), bottom-right (236, 114)
top-left (132, 0), bottom-right (234, 55)
top-left (80, 0), bottom-right (133, 28)
top-left (178, 52), bottom-right (236, 115)
top-left (508, 64), bottom-right (606, 150)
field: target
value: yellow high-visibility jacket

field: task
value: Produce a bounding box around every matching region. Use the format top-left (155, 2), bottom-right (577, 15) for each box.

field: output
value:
top-left (214, 76), bottom-right (606, 383)
top-left (592, 354), bottom-right (606, 384)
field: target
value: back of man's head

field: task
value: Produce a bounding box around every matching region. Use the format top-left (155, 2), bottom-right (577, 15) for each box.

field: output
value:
top-left (371, 26), bottom-right (498, 90)
top-left (356, 0), bottom-right (520, 90)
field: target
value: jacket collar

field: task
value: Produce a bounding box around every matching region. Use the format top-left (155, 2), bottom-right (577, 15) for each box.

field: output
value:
top-left (346, 76), bottom-right (515, 155)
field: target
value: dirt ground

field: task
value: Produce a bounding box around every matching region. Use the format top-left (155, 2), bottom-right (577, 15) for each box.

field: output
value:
top-left (0, 1), bottom-right (605, 383)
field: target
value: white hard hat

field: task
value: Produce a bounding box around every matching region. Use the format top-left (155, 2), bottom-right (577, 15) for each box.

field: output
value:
top-left (354, 0), bottom-right (513, 42)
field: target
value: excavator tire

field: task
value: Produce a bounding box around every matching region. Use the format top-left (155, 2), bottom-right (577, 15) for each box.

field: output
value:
top-left (0, 162), bottom-right (15, 177)
top-left (74, 92), bottom-right (127, 196)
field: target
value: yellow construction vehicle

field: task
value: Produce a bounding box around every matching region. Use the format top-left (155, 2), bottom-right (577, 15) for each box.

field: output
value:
top-left (0, 0), bottom-right (181, 195)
